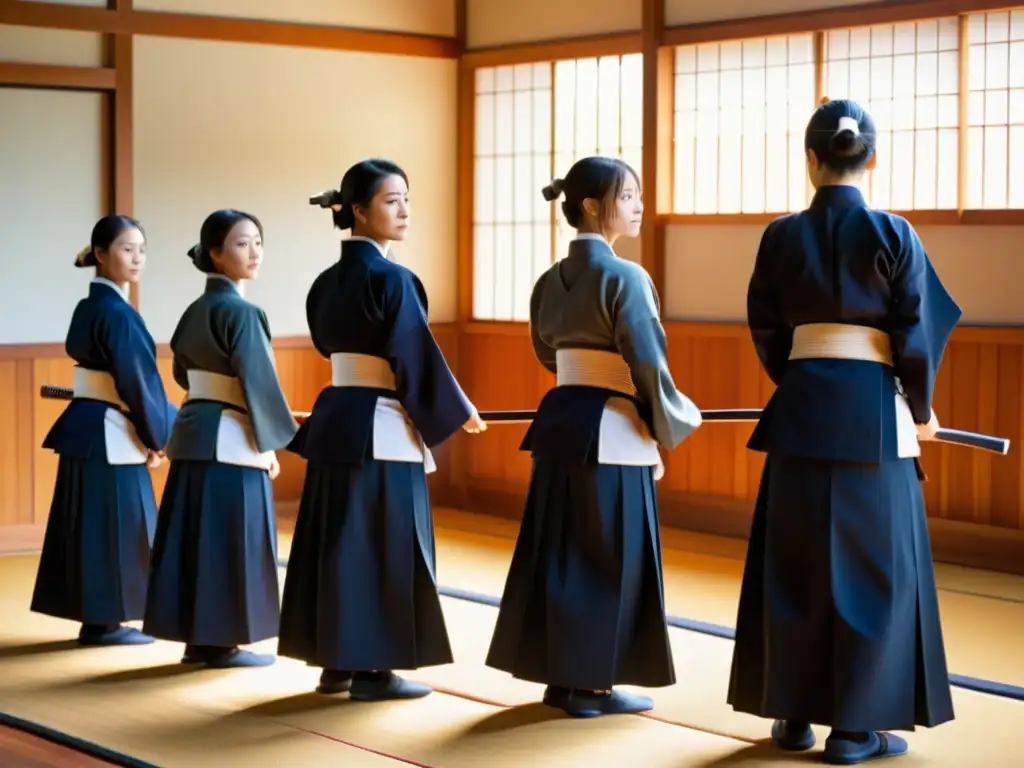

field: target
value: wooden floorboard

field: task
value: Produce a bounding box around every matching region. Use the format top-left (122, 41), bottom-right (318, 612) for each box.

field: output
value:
top-left (0, 724), bottom-right (116, 767)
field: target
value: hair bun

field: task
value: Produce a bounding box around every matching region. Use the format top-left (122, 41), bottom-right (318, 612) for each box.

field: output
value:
top-left (74, 245), bottom-right (96, 268)
top-left (541, 178), bottom-right (564, 202)
top-left (187, 243), bottom-right (203, 262)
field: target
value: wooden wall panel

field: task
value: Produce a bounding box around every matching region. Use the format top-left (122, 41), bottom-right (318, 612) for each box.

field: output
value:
top-left (0, 323), bottom-right (459, 554)
top-left (6, 320), bottom-right (1019, 573)
top-left (450, 321), bottom-right (1024, 575)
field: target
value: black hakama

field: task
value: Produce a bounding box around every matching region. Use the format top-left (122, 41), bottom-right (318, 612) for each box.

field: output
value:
top-left (31, 453), bottom-right (158, 632)
top-left (485, 460), bottom-right (673, 692)
top-left (727, 455), bottom-right (955, 732)
top-left (278, 458), bottom-right (451, 672)
top-left (278, 238), bottom-right (473, 699)
top-left (143, 460), bottom-right (280, 651)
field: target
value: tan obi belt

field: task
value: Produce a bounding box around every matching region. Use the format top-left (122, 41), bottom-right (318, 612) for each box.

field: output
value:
top-left (555, 348), bottom-right (663, 480)
top-left (788, 323), bottom-right (918, 458)
top-left (330, 352), bottom-right (436, 474)
top-left (186, 370), bottom-right (274, 471)
top-left (73, 367), bottom-right (148, 466)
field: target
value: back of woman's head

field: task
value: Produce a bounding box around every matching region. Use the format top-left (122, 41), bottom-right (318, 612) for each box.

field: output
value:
top-left (310, 158), bottom-right (409, 230)
top-left (187, 209), bottom-right (263, 273)
top-left (804, 98), bottom-right (876, 173)
top-left (542, 155), bottom-right (639, 230)
top-left (75, 214), bottom-right (143, 268)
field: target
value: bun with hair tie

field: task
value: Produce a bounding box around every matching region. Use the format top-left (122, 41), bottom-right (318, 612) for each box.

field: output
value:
top-left (541, 178), bottom-right (565, 202)
top-left (74, 245), bottom-right (96, 268)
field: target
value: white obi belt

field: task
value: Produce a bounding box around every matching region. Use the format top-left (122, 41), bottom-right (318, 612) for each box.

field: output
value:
top-left (185, 370), bottom-right (276, 471)
top-left (329, 352), bottom-right (437, 474)
top-left (72, 367), bottom-right (149, 466)
top-left (555, 348), bottom-right (665, 481)
top-left (789, 322), bottom-right (920, 458)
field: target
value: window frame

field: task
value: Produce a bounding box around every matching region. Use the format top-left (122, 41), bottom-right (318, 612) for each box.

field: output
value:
top-left (459, 4), bottom-right (1024, 326)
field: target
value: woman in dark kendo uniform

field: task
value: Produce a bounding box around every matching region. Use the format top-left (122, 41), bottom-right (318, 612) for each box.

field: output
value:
top-left (485, 156), bottom-right (703, 718)
top-left (727, 99), bottom-right (960, 765)
top-left (143, 209), bottom-right (298, 669)
top-left (278, 158), bottom-right (484, 701)
top-left (32, 214), bottom-right (176, 646)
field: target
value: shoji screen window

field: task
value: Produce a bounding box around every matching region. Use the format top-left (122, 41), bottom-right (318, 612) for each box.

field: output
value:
top-left (552, 54), bottom-right (644, 270)
top-left (822, 20), bottom-right (960, 210)
top-left (965, 9), bottom-right (1024, 208)
top-left (672, 35), bottom-right (816, 215)
top-left (473, 64), bottom-right (553, 321)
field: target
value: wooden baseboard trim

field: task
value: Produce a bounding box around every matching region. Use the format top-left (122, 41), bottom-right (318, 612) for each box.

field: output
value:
top-left (0, 524), bottom-right (46, 555)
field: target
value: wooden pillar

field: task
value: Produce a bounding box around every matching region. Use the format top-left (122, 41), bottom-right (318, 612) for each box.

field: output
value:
top-left (641, 0), bottom-right (672, 315)
top-left (110, 0), bottom-right (136, 307)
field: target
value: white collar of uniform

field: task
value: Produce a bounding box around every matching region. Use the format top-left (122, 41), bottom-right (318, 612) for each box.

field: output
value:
top-left (573, 233), bottom-right (608, 244)
top-left (91, 276), bottom-right (129, 303)
top-left (346, 235), bottom-right (391, 259)
top-left (209, 272), bottom-right (245, 297)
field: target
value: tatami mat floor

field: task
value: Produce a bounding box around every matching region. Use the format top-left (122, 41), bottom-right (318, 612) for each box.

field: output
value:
top-left (0, 508), bottom-right (1020, 767)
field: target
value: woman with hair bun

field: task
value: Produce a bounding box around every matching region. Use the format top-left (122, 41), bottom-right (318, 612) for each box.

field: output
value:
top-left (485, 155), bottom-right (703, 718)
top-left (143, 209), bottom-right (297, 669)
top-left (32, 214), bottom-right (176, 647)
top-left (278, 158), bottom-right (483, 701)
top-left (727, 98), bottom-right (959, 764)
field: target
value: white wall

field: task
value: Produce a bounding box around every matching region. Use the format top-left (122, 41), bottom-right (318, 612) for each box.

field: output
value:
top-left (466, 0), bottom-right (640, 49)
top-left (133, 35), bottom-right (458, 341)
top-left (0, 89), bottom-right (106, 344)
top-left (664, 222), bottom-right (1024, 323)
top-left (134, 0), bottom-right (456, 37)
top-left (0, 25), bottom-right (104, 67)
top-left (665, 0), bottom-right (860, 27)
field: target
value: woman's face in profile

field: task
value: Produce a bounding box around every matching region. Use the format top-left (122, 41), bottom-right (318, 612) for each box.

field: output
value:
top-left (97, 227), bottom-right (146, 284)
top-left (212, 218), bottom-right (263, 281)
top-left (355, 174), bottom-right (410, 242)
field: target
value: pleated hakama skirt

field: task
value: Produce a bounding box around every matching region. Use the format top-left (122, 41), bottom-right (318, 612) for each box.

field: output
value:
top-left (143, 459), bottom-right (279, 647)
top-left (727, 455), bottom-right (955, 732)
top-left (277, 458), bottom-right (452, 671)
top-left (31, 453), bottom-right (158, 625)
top-left (485, 459), bottom-right (675, 691)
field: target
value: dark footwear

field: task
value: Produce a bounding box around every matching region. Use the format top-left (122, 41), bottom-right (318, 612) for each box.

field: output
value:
top-left (823, 731), bottom-right (908, 765)
top-left (203, 649), bottom-right (275, 669)
top-left (772, 719), bottom-right (815, 751)
top-left (541, 685), bottom-right (571, 709)
top-left (349, 671), bottom-right (432, 701)
top-left (561, 689), bottom-right (654, 718)
top-left (316, 669), bottom-right (353, 694)
top-left (77, 626), bottom-right (155, 647)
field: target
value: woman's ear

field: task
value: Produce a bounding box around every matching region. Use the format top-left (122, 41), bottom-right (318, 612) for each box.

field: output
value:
top-left (352, 204), bottom-right (369, 226)
top-left (581, 197), bottom-right (600, 219)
